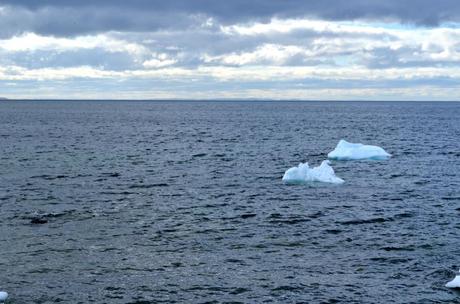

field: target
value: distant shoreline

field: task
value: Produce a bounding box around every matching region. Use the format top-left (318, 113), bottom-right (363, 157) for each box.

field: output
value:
top-left (0, 99), bottom-right (459, 103)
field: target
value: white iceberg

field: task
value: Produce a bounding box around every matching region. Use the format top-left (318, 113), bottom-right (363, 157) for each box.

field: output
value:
top-left (328, 139), bottom-right (391, 160)
top-left (0, 291), bottom-right (7, 303)
top-left (446, 269), bottom-right (460, 288)
top-left (282, 160), bottom-right (344, 184)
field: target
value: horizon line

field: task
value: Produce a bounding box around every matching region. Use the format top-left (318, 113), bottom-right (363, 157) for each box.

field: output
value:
top-left (2, 98), bottom-right (460, 102)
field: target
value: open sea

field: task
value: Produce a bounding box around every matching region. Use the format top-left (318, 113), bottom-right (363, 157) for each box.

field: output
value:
top-left (0, 100), bottom-right (460, 303)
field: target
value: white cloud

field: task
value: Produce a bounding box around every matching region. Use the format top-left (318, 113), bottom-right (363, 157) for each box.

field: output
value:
top-left (221, 19), bottom-right (390, 36)
top-left (142, 53), bottom-right (178, 68)
top-left (0, 32), bottom-right (149, 56)
top-left (1, 17), bottom-right (460, 99)
top-left (203, 44), bottom-right (315, 66)
top-left (3, 84), bottom-right (460, 101)
top-left (221, 18), bottom-right (460, 65)
top-left (0, 65), bottom-right (122, 80)
top-left (2, 64), bottom-right (460, 83)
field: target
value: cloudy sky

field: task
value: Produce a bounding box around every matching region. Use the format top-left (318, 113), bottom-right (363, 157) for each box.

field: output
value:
top-left (1, 0), bottom-right (460, 100)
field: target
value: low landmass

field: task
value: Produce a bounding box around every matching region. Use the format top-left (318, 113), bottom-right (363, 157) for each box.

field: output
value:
top-left (0, 97), bottom-right (9, 100)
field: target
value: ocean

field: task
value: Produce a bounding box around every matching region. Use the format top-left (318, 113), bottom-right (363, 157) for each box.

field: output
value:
top-left (1, 100), bottom-right (459, 303)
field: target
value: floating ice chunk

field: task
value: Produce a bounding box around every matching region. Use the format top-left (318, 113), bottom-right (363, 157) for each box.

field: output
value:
top-left (282, 160), bottom-right (344, 184)
top-left (446, 269), bottom-right (460, 288)
top-left (0, 291), bottom-right (8, 303)
top-left (328, 139), bottom-right (391, 160)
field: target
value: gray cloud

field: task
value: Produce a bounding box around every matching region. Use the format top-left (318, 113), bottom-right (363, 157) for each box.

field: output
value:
top-left (2, 19), bottom-right (460, 71)
top-left (2, 1), bottom-right (460, 100)
top-left (0, 5), bottom-right (200, 38)
top-left (1, 0), bottom-right (460, 38)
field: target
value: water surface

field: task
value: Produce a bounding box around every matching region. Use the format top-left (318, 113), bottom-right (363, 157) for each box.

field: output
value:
top-left (1, 100), bottom-right (459, 303)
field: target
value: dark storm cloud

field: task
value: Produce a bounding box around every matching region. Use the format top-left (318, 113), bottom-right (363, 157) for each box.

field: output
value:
top-left (3, 0), bottom-right (459, 24)
top-left (0, 6), bottom-right (199, 38)
top-left (1, 0), bottom-right (460, 37)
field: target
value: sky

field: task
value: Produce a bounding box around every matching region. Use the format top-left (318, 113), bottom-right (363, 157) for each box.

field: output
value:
top-left (1, 0), bottom-right (460, 100)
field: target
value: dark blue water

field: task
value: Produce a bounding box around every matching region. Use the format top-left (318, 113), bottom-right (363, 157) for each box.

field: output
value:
top-left (1, 100), bottom-right (460, 303)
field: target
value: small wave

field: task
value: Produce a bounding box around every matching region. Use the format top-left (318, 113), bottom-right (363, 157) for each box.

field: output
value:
top-left (192, 153), bottom-right (207, 158)
top-left (340, 217), bottom-right (390, 225)
top-left (129, 183), bottom-right (169, 189)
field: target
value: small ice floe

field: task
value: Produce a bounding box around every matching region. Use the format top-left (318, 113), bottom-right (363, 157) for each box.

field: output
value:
top-left (446, 269), bottom-right (460, 288)
top-left (0, 291), bottom-right (8, 303)
top-left (282, 160), bottom-right (344, 184)
top-left (328, 139), bottom-right (391, 160)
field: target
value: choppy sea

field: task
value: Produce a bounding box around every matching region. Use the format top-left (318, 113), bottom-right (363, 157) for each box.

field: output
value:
top-left (1, 100), bottom-right (459, 303)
